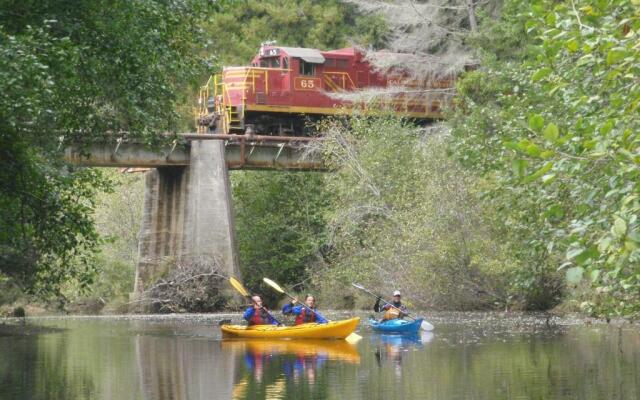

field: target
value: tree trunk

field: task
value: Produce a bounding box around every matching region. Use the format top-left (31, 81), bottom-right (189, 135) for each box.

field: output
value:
top-left (466, 0), bottom-right (478, 32)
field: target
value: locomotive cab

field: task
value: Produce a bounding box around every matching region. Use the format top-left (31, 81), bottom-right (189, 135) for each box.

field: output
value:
top-left (252, 46), bottom-right (292, 95)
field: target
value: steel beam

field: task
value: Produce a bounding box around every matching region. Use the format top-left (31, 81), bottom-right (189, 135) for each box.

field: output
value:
top-left (64, 140), bottom-right (324, 170)
top-left (224, 143), bottom-right (322, 170)
top-left (180, 133), bottom-right (322, 142)
top-left (65, 143), bottom-right (190, 167)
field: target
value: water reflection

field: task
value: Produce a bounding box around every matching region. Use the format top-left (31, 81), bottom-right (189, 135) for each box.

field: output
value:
top-left (223, 339), bottom-right (359, 399)
top-left (1, 315), bottom-right (640, 400)
top-left (135, 333), bottom-right (235, 400)
top-left (372, 332), bottom-right (433, 379)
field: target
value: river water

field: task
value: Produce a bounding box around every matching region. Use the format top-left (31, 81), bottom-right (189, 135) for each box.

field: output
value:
top-left (1, 312), bottom-right (638, 400)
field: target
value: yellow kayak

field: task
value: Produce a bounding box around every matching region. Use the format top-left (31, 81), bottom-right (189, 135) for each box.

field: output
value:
top-left (221, 317), bottom-right (360, 339)
top-left (222, 339), bottom-right (360, 363)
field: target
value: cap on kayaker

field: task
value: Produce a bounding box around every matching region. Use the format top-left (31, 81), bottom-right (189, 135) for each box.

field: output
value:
top-left (393, 290), bottom-right (401, 296)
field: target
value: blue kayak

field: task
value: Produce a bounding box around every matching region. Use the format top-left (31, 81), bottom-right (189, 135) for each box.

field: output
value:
top-left (369, 318), bottom-right (423, 334)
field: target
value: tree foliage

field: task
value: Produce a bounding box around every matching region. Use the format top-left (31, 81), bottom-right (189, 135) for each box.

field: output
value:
top-left (232, 172), bottom-right (330, 300)
top-left (0, 0), bottom-right (212, 296)
top-left (204, 0), bottom-right (388, 65)
top-left (73, 170), bottom-right (144, 305)
top-left (311, 116), bottom-right (517, 309)
top-left (451, 0), bottom-right (640, 316)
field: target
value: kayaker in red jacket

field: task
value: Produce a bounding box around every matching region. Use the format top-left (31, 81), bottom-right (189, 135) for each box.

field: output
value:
top-left (374, 290), bottom-right (408, 321)
top-left (282, 295), bottom-right (329, 325)
top-left (243, 295), bottom-right (279, 326)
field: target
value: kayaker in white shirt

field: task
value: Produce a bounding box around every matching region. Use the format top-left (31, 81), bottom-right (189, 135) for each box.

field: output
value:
top-left (374, 290), bottom-right (408, 321)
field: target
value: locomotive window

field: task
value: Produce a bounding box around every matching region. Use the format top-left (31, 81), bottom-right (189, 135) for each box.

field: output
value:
top-left (336, 59), bottom-right (349, 68)
top-left (260, 59), bottom-right (269, 67)
top-left (270, 58), bottom-right (280, 68)
top-left (283, 57), bottom-right (289, 69)
top-left (299, 60), bottom-right (315, 76)
top-left (325, 58), bottom-right (336, 68)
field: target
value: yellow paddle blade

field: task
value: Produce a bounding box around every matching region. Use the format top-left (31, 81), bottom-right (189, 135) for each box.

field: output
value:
top-left (263, 277), bottom-right (285, 294)
top-left (229, 276), bottom-right (250, 297)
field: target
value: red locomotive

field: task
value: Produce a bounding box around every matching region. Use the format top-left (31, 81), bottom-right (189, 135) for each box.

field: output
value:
top-left (197, 43), bottom-right (455, 135)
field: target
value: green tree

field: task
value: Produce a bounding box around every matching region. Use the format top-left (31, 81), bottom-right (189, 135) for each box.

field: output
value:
top-left (204, 0), bottom-right (388, 65)
top-left (66, 170), bottom-right (145, 306)
top-left (0, 0), bottom-right (212, 297)
top-left (232, 171), bottom-right (330, 299)
top-left (451, 0), bottom-right (640, 316)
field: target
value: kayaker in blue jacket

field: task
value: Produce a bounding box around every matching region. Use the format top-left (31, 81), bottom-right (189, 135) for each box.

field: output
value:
top-left (282, 295), bottom-right (328, 325)
top-left (374, 290), bottom-right (408, 321)
top-left (243, 295), bottom-right (279, 326)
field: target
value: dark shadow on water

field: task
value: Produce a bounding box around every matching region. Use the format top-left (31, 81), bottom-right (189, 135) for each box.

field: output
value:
top-left (0, 320), bottom-right (65, 336)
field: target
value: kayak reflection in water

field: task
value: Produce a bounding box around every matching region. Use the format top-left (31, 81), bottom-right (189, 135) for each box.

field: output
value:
top-left (243, 295), bottom-right (279, 326)
top-left (226, 340), bottom-right (361, 399)
top-left (236, 341), bottom-right (340, 397)
top-left (243, 347), bottom-right (327, 385)
top-left (243, 348), bottom-right (268, 384)
top-left (374, 333), bottom-right (434, 379)
top-left (283, 352), bottom-right (327, 385)
top-left (282, 295), bottom-right (328, 325)
top-left (374, 290), bottom-right (408, 321)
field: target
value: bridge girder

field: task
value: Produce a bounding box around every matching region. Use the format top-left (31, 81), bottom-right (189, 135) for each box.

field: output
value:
top-left (64, 134), bottom-right (325, 171)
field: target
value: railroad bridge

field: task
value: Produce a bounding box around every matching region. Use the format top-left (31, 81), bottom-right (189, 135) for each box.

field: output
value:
top-left (64, 43), bottom-right (456, 301)
top-left (65, 133), bottom-right (323, 297)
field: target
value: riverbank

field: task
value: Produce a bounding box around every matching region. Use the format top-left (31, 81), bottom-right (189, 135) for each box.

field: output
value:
top-left (2, 310), bottom-right (638, 332)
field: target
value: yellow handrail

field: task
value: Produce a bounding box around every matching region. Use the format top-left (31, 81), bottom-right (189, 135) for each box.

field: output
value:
top-left (196, 75), bottom-right (217, 133)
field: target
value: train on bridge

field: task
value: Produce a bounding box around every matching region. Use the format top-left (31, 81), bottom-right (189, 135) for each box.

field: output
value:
top-left (197, 43), bottom-right (456, 136)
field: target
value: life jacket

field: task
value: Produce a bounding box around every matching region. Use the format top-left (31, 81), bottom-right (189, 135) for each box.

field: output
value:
top-left (383, 307), bottom-right (401, 320)
top-left (383, 302), bottom-right (403, 320)
top-left (249, 307), bottom-right (271, 325)
top-left (294, 308), bottom-right (317, 325)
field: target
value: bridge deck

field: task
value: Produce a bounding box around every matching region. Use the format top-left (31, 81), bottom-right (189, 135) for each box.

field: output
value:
top-left (65, 134), bottom-right (325, 170)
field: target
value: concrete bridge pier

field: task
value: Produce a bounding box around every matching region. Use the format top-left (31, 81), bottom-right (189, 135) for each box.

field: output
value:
top-left (64, 133), bottom-right (323, 301)
top-left (134, 140), bottom-right (239, 294)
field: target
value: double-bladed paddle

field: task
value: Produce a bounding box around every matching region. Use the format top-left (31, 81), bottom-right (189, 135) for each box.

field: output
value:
top-left (263, 277), bottom-right (362, 343)
top-left (351, 282), bottom-right (434, 331)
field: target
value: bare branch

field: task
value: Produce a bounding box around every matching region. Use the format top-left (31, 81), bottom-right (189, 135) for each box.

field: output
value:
top-left (133, 257), bottom-right (228, 313)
